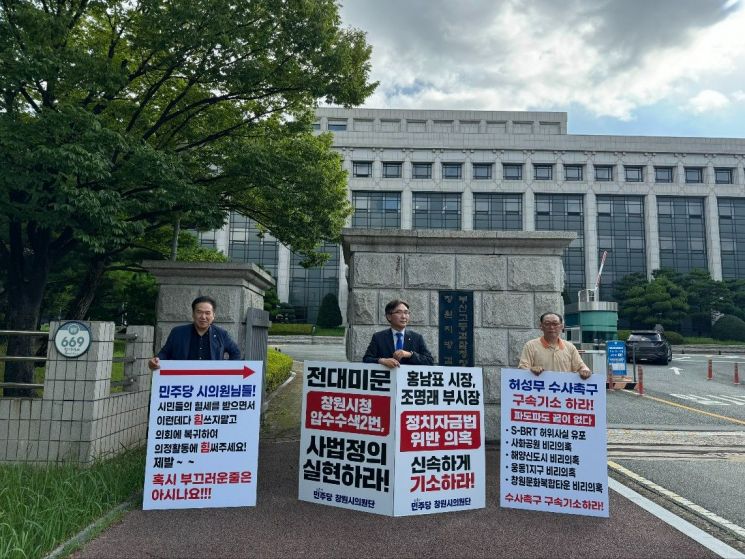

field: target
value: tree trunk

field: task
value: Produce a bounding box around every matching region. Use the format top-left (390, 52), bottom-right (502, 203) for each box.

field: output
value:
top-left (170, 217), bottom-right (180, 261)
top-left (3, 226), bottom-right (50, 397)
top-left (69, 257), bottom-right (108, 320)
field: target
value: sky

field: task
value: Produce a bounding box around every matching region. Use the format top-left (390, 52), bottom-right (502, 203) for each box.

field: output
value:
top-left (338, 0), bottom-right (745, 138)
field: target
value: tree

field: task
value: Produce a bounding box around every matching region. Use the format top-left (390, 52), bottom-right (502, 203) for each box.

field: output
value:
top-left (678, 269), bottom-right (732, 336)
top-left (619, 275), bottom-right (688, 330)
top-left (316, 292), bottom-right (342, 328)
top-left (0, 0), bottom-right (376, 393)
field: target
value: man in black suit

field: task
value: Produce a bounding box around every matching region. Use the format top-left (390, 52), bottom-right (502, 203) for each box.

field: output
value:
top-left (148, 295), bottom-right (241, 370)
top-left (363, 299), bottom-right (434, 368)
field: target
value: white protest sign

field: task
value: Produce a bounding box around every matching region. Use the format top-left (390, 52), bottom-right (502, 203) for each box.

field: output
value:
top-left (393, 365), bottom-right (486, 516)
top-left (143, 360), bottom-right (263, 510)
top-left (500, 368), bottom-right (608, 517)
top-left (298, 361), bottom-right (396, 516)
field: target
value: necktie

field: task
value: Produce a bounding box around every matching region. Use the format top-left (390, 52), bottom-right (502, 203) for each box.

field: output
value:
top-left (395, 332), bottom-right (403, 350)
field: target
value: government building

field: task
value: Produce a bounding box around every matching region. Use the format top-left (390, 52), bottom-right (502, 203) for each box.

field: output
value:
top-left (201, 107), bottom-right (745, 323)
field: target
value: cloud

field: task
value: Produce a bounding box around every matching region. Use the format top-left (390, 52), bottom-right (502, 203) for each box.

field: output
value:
top-left (340, 0), bottom-right (745, 120)
top-left (687, 90), bottom-right (731, 112)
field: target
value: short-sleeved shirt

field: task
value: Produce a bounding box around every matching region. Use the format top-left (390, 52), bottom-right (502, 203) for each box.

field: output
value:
top-left (518, 337), bottom-right (587, 373)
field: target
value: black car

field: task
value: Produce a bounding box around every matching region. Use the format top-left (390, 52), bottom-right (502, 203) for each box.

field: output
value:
top-left (626, 331), bottom-right (673, 365)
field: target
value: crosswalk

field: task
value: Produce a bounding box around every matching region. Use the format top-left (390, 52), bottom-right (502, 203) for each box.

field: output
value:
top-left (670, 393), bottom-right (745, 406)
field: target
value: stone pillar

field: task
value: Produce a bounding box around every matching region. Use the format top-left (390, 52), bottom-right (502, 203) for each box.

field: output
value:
top-left (645, 193), bottom-right (660, 277)
top-left (706, 192), bottom-right (723, 280)
top-left (342, 229), bottom-right (575, 442)
top-left (143, 261), bottom-right (275, 356)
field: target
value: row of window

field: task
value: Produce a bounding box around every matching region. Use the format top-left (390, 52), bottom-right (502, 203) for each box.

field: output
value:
top-left (351, 160), bottom-right (738, 184)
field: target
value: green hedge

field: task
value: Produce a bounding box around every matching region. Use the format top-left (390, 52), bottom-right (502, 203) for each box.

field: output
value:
top-left (269, 323), bottom-right (314, 335)
top-left (266, 348), bottom-right (293, 394)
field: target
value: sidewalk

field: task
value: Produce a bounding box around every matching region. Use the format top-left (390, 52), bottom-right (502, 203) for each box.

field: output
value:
top-left (72, 356), bottom-right (738, 559)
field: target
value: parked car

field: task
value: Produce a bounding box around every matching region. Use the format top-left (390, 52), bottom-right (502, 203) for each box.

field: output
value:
top-left (625, 331), bottom-right (673, 365)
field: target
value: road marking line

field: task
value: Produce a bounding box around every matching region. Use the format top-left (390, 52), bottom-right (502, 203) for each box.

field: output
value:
top-left (608, 464), bottom-right (745, 558)
top-left (640, 393), bottom-right (745, 426)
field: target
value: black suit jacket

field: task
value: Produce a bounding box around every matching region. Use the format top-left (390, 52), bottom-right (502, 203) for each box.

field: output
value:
top-left (362, 328), bottom-right (434, 366)
top-left (157, 324), bottom-right (241, 361)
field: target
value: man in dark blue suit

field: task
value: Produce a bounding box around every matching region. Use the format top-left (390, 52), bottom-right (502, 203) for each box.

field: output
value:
top-left (148, 295), bottom-right (241, 370)
top-left (363, 299), bottom-right (434, 368)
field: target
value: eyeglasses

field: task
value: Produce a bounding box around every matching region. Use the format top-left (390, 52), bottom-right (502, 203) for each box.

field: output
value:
top-left (391, 310), bottom-right (411, 316)
top-left (542, 322), bottom-right (562, 327)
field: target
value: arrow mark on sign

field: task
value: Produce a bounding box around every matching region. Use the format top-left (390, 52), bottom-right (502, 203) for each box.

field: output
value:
top-left (161, 366), bottom-right (255, 379)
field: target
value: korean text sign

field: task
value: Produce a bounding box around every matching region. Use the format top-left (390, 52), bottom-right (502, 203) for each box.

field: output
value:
top-left (298, 361), bottom-right (485, 517)
top-left (298, 361), bottom-right (396, 515)
top-left (394, 365), bottom-right (485, 516)
top-left (143, 360), bottom-right (263, 510)
top-left (500, 368), bottom-right (608, 518)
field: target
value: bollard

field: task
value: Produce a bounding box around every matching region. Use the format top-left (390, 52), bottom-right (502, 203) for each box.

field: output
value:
top-left (607, 366), bottom-right (615, 391)
top-left (735, 363), bottom-right (741, 386)
top-left (707, 359), bottom-right (713, 381)
top-left (636, 366), bottom-right (644, 396)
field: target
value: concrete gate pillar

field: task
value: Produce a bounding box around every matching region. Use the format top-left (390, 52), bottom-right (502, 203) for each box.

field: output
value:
top-left (143, 261), bottom-right (274, 356)
top-left (341, 229), bottom-right (575, 442)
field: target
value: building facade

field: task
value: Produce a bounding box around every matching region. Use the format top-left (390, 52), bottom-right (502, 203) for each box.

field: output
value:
top-left (205, 107), bottom-right (745, 322)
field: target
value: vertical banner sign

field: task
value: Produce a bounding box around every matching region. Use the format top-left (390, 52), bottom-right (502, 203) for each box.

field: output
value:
top-left (143, 360), bottom-right (263, 510)
top-left (439, 291), bottom-right (474, 367)
top-left (394, 365), bottom-right (486, 516)
top-left (298, 361), bottom-right (396, 516)
top-left (605, 341), bottom-right (627, 376)
top-left (500, 368), bottom-right (608, 518)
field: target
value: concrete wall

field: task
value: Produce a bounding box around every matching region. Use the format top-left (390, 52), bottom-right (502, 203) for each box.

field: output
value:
top-left (342, 229), bottom-right (574, 441)
top-left (0, 323), bottom-right (153, 464)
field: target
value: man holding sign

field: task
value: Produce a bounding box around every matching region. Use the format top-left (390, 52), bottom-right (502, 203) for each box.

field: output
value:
top-left (518, 312), bottom-right (591, 380)
top-left (148, 296), bottom-right (241, 370)
top-left (362, 299), bottom-right (433, 368)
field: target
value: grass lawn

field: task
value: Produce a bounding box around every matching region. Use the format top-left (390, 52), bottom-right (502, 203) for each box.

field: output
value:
top-left (0, 447), bottom-right (146, 559)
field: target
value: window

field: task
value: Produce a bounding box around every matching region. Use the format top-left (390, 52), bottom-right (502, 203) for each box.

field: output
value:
top-left (715, 168), bottom-right (734, 184)
top-left (352, 161), bottom-right (372, 178)
top-left (534, 194), bottom-right (585, 304)
top-left (534, 164), bottom-right (553, 181)
top-left (685, 167), bottom-right (704, 183)
top-left (382, 162), bottom-right (402, 178)
top-left (503, 163), bottom-right (523, 180)
top-left (657, 196), bottom-right (707, 273)
top-left (655, 167), bottom-right (674, 183)
top-left (412, 162), bottom-right (433, 179)
top-left (352, 191), bottom-right (401, 229)
top-left (473, 194), bottom-right (522, 230)
top-left (472, 163), bottom-right (493, 180)
top-left (312, 121), bottom-right (321, 131)
top-left (327, 119), bottom-right (347, 131)
top-left (624, 166), bottom-right (643, 182)
top-left (227, 213), bottom-right (279, 277)
top-left (564, 165), bottom-right (583, 181)
top-left (594, 165), bottom-right (613, 181)
top-left (412, 193), bottom-right (461, 229)
top-left (442, 162), bottom-right (463, 179)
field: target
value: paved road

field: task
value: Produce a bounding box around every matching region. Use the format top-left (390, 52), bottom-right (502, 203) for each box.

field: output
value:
top-left (75, 443), bottom-right (727, 559)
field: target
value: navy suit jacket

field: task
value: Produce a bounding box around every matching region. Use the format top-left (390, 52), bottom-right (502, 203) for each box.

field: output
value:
top-left (362, 328), bottom-right (434, 366)
top-left (157, 324), bottom-right (241, 361)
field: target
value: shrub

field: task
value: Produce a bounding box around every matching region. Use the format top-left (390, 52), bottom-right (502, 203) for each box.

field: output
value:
top-left (711, 315), bottom-right (745, 342)
top-left (269, 323), bottom-right (314, 335)
top-left (316, 293), bottom-right (342, 328)
top-left (616, 330), bottom-right (630, 341)
top-left (266, 348), bottom-right (293, 394)
top-left (665, 331), bottom-right (684, 345)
